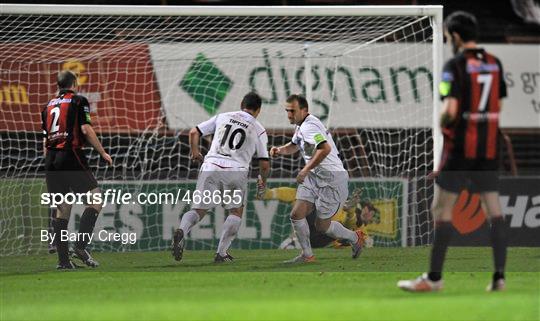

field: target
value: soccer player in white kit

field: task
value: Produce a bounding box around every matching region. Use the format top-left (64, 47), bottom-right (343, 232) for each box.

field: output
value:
top-left (270, 94), bottom-right (364, 263)
top-left (172, 92), bottom-right (270, 263)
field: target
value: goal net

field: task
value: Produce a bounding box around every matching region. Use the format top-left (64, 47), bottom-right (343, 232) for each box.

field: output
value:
top-left (0, 5), bottom-right (442, 255)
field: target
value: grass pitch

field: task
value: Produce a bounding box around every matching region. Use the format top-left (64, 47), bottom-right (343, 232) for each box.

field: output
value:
top-left (1, 247), bottom-right (539, 321)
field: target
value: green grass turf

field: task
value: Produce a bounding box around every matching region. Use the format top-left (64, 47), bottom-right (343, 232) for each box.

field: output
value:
top-left (1, 247), bottom-right (539, 321)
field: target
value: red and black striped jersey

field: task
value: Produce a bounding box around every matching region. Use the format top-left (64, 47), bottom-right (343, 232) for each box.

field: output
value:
top-left (439, 48), bottom-right (507, 160)
top-left (41, 90), bottom-right (92, 150)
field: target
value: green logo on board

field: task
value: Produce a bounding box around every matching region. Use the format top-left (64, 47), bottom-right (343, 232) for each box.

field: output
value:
top-left (179, 53), bottom-right (233, 115)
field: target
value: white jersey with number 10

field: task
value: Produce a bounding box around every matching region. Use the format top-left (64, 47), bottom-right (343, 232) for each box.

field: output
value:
top-left (196, 111), bottom-right (269, 169)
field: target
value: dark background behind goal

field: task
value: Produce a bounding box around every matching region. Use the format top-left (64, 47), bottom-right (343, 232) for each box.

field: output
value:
top-left (1, 0), bottom-right (539, 177)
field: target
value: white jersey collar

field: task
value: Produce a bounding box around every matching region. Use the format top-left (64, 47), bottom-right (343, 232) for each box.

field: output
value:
top-left (240, 110), bottom-right (256, 122)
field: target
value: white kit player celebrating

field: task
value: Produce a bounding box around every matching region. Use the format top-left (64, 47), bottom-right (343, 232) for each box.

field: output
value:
top-left (270, 94), bottom-right (365, 263)
top-left (172, 92), bottom-right (270, 263)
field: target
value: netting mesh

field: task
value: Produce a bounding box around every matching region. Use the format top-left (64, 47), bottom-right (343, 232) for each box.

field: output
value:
top-left (0, 8), bottom-right (437, 255)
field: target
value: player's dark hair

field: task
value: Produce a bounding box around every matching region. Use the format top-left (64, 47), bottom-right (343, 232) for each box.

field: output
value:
top-left (286, 94), bottom-right (309, 110)
top-left (57, 70), bottom-right (77, 89)
top-left (241, 91), bottom-right (262, 111)
top-left (444, 11), bottom-right (478, 42)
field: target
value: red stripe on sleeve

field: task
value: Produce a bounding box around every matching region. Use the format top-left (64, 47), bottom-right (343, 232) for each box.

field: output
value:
top-left (486, 54), bottom-right (500, 159)
top-left (465, 57), bottom-right (479, 159)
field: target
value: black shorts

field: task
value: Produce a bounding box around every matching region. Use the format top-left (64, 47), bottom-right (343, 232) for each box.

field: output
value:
top-left (45, 149), bottom-right (98, 195)
top-left (436, 157), bottom-right (499, 193)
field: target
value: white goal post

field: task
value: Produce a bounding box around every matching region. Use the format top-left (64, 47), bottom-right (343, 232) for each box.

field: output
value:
top-left (0, 4), bottom-right (443, 254)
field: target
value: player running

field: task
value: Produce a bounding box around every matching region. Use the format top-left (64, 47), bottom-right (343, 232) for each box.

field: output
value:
top-left (270, 94), bottom-right (364, 263)
top-left (171, 92), bottom-right (270, 263)
top-left (398, 11), bottom-right (508, 292)
top-left (42, 70), bottom-right (112, 269)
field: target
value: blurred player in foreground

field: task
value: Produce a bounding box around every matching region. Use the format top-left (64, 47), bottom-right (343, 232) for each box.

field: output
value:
top-left (398, 11), bottom-right (508, 292)
top-left (270, 94), bottom-right (364, 263)
top-left (171, 92), bottom-right (270, 263)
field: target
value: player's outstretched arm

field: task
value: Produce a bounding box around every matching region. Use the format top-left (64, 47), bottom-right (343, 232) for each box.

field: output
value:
top-left (188, 127), bottom-right (203, 162)
top-left (256, 159), bottom-right (270, 199)
top-left (81, 124), bottom-right (112, 165)
top-left (258, 159), bottom-right (270, 183)
top-left (343, 188), bottom-right (364, 211)
top-left (270, 142), bottom-right (298, 157)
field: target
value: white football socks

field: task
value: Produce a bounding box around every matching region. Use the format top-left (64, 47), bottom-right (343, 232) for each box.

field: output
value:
top-left (325, 221), bottom-right (358, 243)
top-left (179, 210), bottom-right (200, 235)
top-left (217, 215), bottom-right (242, 256)
top-left (291, 218), bottom-right (313, 257)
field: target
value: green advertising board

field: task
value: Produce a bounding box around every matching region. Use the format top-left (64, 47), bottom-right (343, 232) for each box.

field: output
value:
top-left (0, 178), bottom-right (407, 255)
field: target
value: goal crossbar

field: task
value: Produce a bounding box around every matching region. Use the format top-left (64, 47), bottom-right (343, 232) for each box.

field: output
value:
top-left (1, 4), bottom-right (442, 17)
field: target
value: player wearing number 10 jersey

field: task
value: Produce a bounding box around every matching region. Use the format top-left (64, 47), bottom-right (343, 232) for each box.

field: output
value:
top-left (172, 92), bottom-right (270, 263)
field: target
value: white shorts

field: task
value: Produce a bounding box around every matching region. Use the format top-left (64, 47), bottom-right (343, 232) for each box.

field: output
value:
top-left (296, 170), bottom-right (349, 219)
top-left (191, 162), bottom-right (248, 210)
